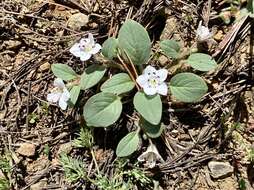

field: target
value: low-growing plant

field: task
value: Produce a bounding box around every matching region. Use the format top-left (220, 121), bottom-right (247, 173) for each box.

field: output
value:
top-left (59, 153), bottom-right (86, 183)
top-left (0, 178), bottom-right (9, 190)
top-left (48, 19), bottom-right (218, 167)
top-left (0, 155), bottom-right (11, 190)
top-left (73, 127), bottom-right (94, 149)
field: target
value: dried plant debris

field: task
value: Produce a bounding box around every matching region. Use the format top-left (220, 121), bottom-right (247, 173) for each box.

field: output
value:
top-left (0, 0), bottom-right (254, 189)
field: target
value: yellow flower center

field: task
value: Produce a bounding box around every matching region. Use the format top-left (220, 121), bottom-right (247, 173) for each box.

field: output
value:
top-left (148, 78), bottom-right (158, 88)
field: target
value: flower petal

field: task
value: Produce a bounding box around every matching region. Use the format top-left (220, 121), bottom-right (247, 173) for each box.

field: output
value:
top-left (61, 88), bottom-right (71, 102)
top-left (156, 83), bottom-right (168, 96)
top-left (90, 43), bottom-right (102, 54)
top-left (156, 69), bottom-right (168, 82)
top-left (136, 74), bottom-right (148, 88)
top-left (54, 78), bottom-right (65, 88)
top-left (79, 52), bottom-right (92, 61)
top-left (47, 92), bottom-right (61, 103)
top-left (87, 33), bottom-right (95, 45)
top-left (144, 65), bottom-right (157, 76)
top-left (70, 43), bottom-right (82, 57)
top-left (197, 22), bottom-right (212, 41)
top-left (137, 151), bottom-right (148, 162)
top-left (147, 155), bottom-right (156, 168)
top-left (143, 85), bottom-right (157, 96)
top-left (58, 97), bottom-right (68, 110)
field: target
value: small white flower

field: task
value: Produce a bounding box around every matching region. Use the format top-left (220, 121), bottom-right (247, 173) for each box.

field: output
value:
top-left (70, 33), bottom-right (102, 61)
top-left (136, 66), bottom-right (168, 96)
top-left (138, 143), bottom-right (164, 168)
top-left (47, 78), bottom-right (70, 110)
top-left (196, 21), bottom-right (212, 41)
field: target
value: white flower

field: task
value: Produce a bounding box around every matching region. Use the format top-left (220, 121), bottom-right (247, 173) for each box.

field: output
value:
top-left (196, 22), bottom-right (212, 41)
top-left (47, 78), bottom-right (70, 110)
top-left (136, 66), bottom-right (168, 96)
top-left (138, 143), bottom-right (164, 168)
top-left (70, 33), bottom-right (102, 61)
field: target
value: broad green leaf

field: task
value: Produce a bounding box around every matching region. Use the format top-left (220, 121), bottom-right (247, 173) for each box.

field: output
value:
top-left (116, 131), bottom-right (140, 157)
top-left (118, 19), bottom-right (151, 65)
top-left (102, 37), bottom-right (118, 60)
top-left (100, 73), bottom-right (135, 95)
top-left (80, 65), bottom-right (106, 90)
top-left (69, 85), bottom-right (81, 106)
top-left (160, 40), bottom-right (180, 59)
top-left (169, 72), bottom-right (208, 103)
top-left (83, 92), bottom-right (122, 127)
top-left (51, 64), bottom-right (77, 81)
top-left (140, 118), bottom-right (164, 138)
top-left (133, 92), bottom-right (162, 125)
top-left (187, 53), bottom-right (217, 71)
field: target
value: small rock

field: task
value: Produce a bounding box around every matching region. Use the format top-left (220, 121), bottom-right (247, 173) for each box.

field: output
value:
top-left (30, 180), bottom-right (47, 190)
top-left (67, 13), bottom-right (89, 30)
top-left (39, 62), bottom-right (50, 72)
top-left (16, 143), bottom-right (36, 157)
top-left (57, 142), bottom-right (73, 155)
top-left (208, 161), bottom-right (234, 179)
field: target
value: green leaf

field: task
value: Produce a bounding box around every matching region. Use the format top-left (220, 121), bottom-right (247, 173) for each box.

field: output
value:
top-left (140, 118), bottom-right (164, 138)
top-left (51, 64), bottom-right (78, 81)
top-left (100, 73), bottom-right (135, 95)
top-left (187, 53), bottom-right (217, 72)
top-left (247, 0), bottom-right (254, 14)
top-left (102, 37), bottom-right (118, 60)
top-left (133, 92), bottom-right (162, 125)
top-left (160, 40), bottom-right (180, 59)
top-left (116, 131), bottom-right (140, 157)
top-left (83, 92), bottom-right (122, 127)
top-left (169, 72), bottom-right (208, 103)
top-left (69, 85), bottom-right (81, 106)
top-left (80, 65), bottom-right (106, 90)
top-left (118, 19), bottom-right (151, 65)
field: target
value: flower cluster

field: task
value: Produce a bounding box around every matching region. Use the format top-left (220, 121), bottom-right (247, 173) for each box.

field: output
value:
top-left (138, 142), bottom-right (164, 168)
top-left (196, 22), bottom-right (212, 41)
top-left (47, 78), bottom-right (70, 110)
top-left (70, 33), bottom-right (101, 61)
top-left (47, 33), bottom-right (102, 110)
top-left (136, 66), bottom-right (168, 96)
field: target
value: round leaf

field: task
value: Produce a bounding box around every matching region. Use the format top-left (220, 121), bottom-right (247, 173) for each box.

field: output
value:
top-left (80, 65), bottom-right (106, 90)
top-left (160, 40), bottom-right (180, 59)
top-left (133, 92), bottom-right (162, 125)
top-left (100, 73), bottom-right (135, 95)
top-left (51, 64), bottom-right (77, 81)
top-left (187, 53), bottom-right (217, 71)
top-left (116, 131), bottom-right (140, 157)
top-left (102, 37), bottom-right (118, 60)
top-left (83, 92), bottom-right (122, 127)
top-left (118, 19), bottom-right (151, 65)
top-left (69, 85), bottom-right (81, 106)
top-left (169, 72), bottom-right (208, 102)
top-left (140, 118), bottom-right (164, 138)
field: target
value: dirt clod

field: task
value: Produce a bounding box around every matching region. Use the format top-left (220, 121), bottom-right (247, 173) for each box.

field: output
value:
top-left (16, 143), bottom-right (36, 157)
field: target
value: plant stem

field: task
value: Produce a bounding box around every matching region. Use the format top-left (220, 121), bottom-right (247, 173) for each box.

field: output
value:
top-left (125, 52), bottom-right (139, 79)
top-left (117, 55), bottom-right (140, 90)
